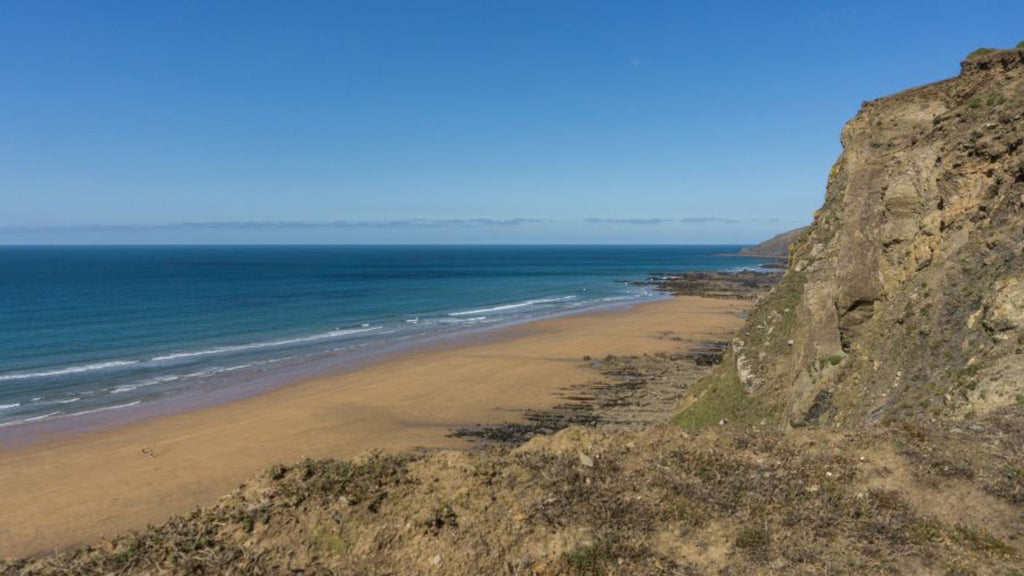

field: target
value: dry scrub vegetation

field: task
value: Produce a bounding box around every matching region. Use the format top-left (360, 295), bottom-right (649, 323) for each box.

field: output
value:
top-left (4, 329), bottom-right (1022, 575)
top-left (3, 422), bottom-right (1021, 575)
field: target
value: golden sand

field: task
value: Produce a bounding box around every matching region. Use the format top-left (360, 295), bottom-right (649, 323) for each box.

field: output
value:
top-left (0, 296), bottom-right (745, 557)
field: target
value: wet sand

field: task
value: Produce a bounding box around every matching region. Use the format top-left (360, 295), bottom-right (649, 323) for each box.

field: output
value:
top-left (0, 296), bottom-right (746, 558)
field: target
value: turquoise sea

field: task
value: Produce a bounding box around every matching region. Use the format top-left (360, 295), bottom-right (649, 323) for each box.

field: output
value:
top-left (0, 245), bottom-right (766, 435)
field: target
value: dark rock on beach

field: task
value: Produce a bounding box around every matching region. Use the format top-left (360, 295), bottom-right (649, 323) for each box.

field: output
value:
top-left (653, 270), bottom-right (782, 299)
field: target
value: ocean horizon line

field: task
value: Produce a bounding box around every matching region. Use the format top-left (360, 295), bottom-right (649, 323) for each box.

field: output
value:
top-left (0, 241), bottom-right (758, 248)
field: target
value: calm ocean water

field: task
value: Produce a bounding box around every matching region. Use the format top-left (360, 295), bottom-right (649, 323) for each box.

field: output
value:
top-left (0, 245), bottom-right (765, 433)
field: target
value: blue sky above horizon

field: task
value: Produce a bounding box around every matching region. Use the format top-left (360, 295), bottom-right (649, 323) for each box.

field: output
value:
top-left (2, 1), bottom-right (1022, 245)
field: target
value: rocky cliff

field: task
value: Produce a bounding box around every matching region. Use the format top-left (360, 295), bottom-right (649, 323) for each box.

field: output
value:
top-left (688, 47), bottom-right (1024, 431)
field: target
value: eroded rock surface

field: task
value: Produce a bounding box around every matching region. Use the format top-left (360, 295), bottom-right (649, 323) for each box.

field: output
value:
top-left (725, 48), bottom-right (1024, 427)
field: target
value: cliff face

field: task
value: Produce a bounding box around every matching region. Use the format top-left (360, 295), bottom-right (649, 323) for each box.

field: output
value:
top-left (725, 48), bottom-right (1024, 428)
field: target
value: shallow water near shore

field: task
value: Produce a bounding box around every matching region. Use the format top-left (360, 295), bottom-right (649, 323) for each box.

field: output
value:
top-left (0, 245), bottom-right (764, 436)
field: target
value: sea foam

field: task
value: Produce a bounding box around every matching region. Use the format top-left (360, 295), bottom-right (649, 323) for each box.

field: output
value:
top-left (66, 400), bottom-right (141, 418)
top-left (448, 296), bottom-right (576, 317)
top-left (152, 326), bottom-right (381, 362)
top-left (111, 375), bottom-right (180, 395)
top-left (0, 411), bottom-right (60, 428)
top-left (0, 360), bottom-right (139, 382)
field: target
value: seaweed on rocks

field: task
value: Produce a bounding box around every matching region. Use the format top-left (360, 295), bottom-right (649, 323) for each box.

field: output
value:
top-left (652, 270), bottom-right (782, 300)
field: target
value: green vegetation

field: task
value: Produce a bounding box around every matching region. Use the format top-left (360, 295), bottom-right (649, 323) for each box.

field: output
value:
top-left (564, 543), bottom-right (611, 575)
top-left (673, 269), bottom-right (808, 433)
top-left (966, 43), bottom-right (1024, 58)
top-left (955, 362), bottom-right (986, 391)
top-left (313, 529), bottom-right (352, 555)
top-left (967, 47), bottom-right (999, 60)
top-left (740, 270), bottom-right (807, 355)
top-left (734, 522), bottom-right (771, 561)
top-left (969, 91), bottom-right (1008, 108)
top-left (425, 503), bottom-right (459, 534)
top-left (952, 524), bottom-right (1015, 556)
top-left (673, 356), bottom-right (770, 432)
top-left (819, 354), bottom-right (844, 369)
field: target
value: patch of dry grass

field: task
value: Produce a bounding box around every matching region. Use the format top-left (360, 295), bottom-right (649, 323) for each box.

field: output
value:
top-left (5, 426), bottom-right (1019, 576)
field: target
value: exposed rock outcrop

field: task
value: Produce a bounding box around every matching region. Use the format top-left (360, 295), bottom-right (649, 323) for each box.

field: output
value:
top-left (713, 47), bottom-right (1024, 428)
top-left (655, 270), bottom-right (782, 299)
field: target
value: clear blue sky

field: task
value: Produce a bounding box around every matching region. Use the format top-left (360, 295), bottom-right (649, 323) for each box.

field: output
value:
top-left (2, 1), bottom-right (1021, 244)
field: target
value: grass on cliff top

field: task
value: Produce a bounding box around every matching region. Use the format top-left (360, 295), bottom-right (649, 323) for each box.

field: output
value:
top-left (967, 47), bottom-right (1000, 60)
top-left (967, 43), bottom-right (1024, 59)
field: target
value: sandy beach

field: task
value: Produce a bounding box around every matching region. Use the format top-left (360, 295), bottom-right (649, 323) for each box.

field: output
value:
top-left (0, 296), bottom-right (745, 558)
